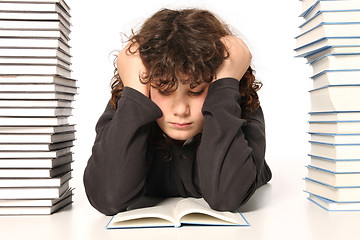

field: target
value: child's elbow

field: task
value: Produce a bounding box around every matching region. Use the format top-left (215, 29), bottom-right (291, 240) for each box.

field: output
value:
top-left (204, 182), bottom-right (257, 212)
top-left (205, 195), bottom-right (243, 212)
top-left (83, 185), bottom-right (127, 216)
top-left (88, 195), bottom-right (128, 216)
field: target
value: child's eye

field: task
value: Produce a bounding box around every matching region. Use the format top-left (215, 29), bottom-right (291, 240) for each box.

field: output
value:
top-left (189, 89), bottom-right (204, 96)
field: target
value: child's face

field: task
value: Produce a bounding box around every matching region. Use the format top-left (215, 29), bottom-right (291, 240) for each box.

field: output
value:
top-left (150, 82), bottom-right (210, 141)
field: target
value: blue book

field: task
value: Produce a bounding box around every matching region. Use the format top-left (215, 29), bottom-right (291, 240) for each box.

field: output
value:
top-left (308, 53), bottom-right (360, 76)
top-left (306, 165), bottom-right (360, 187)
top-left (309, 154), bottom-right (360, 173)
top-left (308, 85), bottom-right (360, 113)
top-left (309, 111), bottom-right (360, 122)
top-left (296, 22), bottom-right (360, 49)
top-left (304, 178), bottom-right (360, 202)
top-left (305, 47), bottom-right (360, 65)
top-left (299, 9), bottom-right (360, 33)
top-left (106, 197), bottom-right (250, 229)
top-left (294, 37), bottom-right (360, 57)
top-left (300, 0), bottom-right (360, 19)
top-left (308, 193), bottom-right (360, 211)
top-left (310, 141), bottom-right (360, 160)
top-left (308, 132), bottom-right (360, 145)
top-left (311, 69), bottom-right (360, 79)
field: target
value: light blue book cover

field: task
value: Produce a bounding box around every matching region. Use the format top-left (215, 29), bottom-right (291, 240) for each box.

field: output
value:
top-left (299, 9), bottom-right (360, 29)
top-left (306, 164), bottom-right (360, 174)
top-left (307, 193), bottom-right (360, 211)
top-left (311, 69), bottom-right (360, 79)
top-left (296, 22), bottom-right (360, 39)
top-left (309, 84), bottom-right (360, 93)
top-left (299, 0), bottom-right (360, 18)
top-left (295, 38), bottom-right (360, 57)
top-left (308, 153), bottom-right (360, 161)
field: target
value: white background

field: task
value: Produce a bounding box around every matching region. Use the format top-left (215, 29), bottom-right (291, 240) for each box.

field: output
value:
top-left (6, 2), bottom-right (360, 240)
top-left (67, 0), bottom-right (312, 186)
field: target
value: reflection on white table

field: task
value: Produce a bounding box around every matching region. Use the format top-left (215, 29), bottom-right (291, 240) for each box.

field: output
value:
top-left (1, 158), bottom-right (360, 240)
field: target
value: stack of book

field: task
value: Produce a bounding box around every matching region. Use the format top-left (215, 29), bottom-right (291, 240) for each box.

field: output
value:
top-left (295, 0), bottom-right (360, 211)
top-left (0, 0), bottom-right (75, 215)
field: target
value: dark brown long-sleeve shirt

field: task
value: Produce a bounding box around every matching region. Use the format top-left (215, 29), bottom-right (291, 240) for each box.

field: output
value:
top-left (83, 78), bottom-right (272, 215)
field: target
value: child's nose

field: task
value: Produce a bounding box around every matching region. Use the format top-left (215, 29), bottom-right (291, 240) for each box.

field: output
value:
top-left (172, 98), bottom-right (190, 117)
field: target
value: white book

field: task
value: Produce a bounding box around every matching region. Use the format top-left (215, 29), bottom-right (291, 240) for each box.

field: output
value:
top-left (0, 180), bottom-right (69, 199)
top-left (312, 70), bottom-right (360, 89)
top-left (0, 172), bottom-right (71, 187)
top-left (309, 85), bottom-right (360, 112)
top-left (0, 187), bottom-right (72, 205)
top-left (0, 92), bottom-right (74, 101)
top-left (310, 154), bottom-right (360, 172)
top-left (307, 165), bottom-right (360, 187)
top-left (0, 38), bottom-right (70, 54)
top-left (311, 142), bottom-right (360, 160)
top-left (0, 147), bottom-right (71, 159)
top-left (0, 124), bottom-right (75, 133)
top-left (0, 48), bottom-right (71, 62)
top-left (296, 23), bottom-right (360, 49)
top-left (0, 141), bottom-right (73, 151)
top-left (309, 111), bottom-right (360, 121)
top-left (0, 29), bottom-right (69, 42)
top-left (309, 121), bottom-right (360, 133)
top-left (0, 64), bottom-right (71, 78)
top-left (0, 162), bottom-right (71, 178)
top-left (305, 178), bottom-right (360, 202)
top-left (308, 194), bottom-right (360, 211)
top-left (309, 132), bottom-right (360, 144)
top-left (0, 154), bottom-right (72, 168)
top-left (0, 19), bottom-right (70, 32)
top-left (0, 0), bottom-right (71, 14)
top-left (0, 83), bottom-right (76, 94)
top-left (300, 10), bottom-right (360, 33)
top-left (0, 117), bottom-right (68, 126)
top-left (0, 107), bottom-right (72, 117)
top-left (0, 11), bottom-right (70, 27)
top-left (0, 75), bottom-right (75, 85)
top-left (301, 0), bottom-right (360, 20)
top-left (310, 54), bottom-right (360, 76)
top-left (107, 197), bottom-right (249, 229)
top-left (0, 194), bottom-right (73, 215)
top-left (294, 37), bottom-right (360, 57)
top-left (0, 99), bottom-right (72, 107)
top-left (0, 2), bottom-right (70, 23)
top-left (0, 132), bottom-right (75, 143)
top-left (0, 57), bottom-right (70, 69)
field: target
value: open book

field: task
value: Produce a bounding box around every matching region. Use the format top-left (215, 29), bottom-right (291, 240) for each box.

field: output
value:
top-left (106, 197), bottom-right (249, 229)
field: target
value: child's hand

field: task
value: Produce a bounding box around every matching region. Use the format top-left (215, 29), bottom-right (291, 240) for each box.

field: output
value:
top-left (214, 36), bottom-right (252, 82)
top-left (117, 42), bottom-right (150, 97)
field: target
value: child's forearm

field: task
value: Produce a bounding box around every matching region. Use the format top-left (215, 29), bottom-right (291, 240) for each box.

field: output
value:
top-left (197, 78), bottom-right (270, 211)
top-left (83, 87), bottom-right (162, 215)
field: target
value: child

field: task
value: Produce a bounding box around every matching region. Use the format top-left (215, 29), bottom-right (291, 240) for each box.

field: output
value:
top-left (83, 8), bottom-right (272, 215)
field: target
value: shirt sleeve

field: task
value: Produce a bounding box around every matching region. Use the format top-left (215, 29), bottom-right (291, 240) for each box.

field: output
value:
top-left (83, 87), bottom-right (162, 215)
top-left (196, 78), bottom-right (271, 211)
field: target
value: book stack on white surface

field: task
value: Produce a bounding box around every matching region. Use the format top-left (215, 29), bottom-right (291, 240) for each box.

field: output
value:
top-left (296, 0), bottom-right (360, 211)
top-left (0, 0), bottom-right (75, 215)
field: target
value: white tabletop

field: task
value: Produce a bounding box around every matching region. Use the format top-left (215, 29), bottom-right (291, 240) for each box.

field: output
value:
top-left (1, 158), bottom-right (360, 240)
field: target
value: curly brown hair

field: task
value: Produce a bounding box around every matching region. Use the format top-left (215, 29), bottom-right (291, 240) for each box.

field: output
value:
top-left (110, 8), bottom-right (262, 119)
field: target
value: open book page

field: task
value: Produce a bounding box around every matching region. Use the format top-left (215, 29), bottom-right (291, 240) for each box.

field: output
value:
top-left (175, 198), bottom-right (249, 226)
top-left (106, 198), bottom-right (178, 229)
